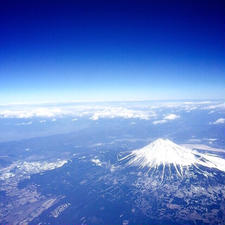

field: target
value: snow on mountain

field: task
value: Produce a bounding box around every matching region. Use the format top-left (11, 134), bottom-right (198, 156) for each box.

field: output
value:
top-left (120, 138), bottom-right (225, 178)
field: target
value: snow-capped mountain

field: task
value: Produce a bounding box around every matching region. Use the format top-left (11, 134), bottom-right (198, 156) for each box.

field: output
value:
top-left (120, 138), bottom-right (225, 179)
top-left (114, 139), bottom-right (225, 224)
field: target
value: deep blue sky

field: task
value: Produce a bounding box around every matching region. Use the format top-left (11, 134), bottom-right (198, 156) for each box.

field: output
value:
top-left (0, 0), bottom-right (225, 103)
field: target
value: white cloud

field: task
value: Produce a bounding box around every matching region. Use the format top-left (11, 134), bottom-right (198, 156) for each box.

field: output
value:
top-left (211, 118), bottom-right (225, 125)
top-left (148, 101), bottom-right (225, 114)
top-left (1, 100), bottom-right (223, 121)
top-left (89, 107), bottom-right (153, 120)
top-left (16, 121), bottom-right (32, 126)
top-left (164, 114), bottom-right (180, 120)
top-left (91, 158), bottom-right (103, 167)
top-left (208, 110), bottom-right (215, 114)
top-left (0, 107), bottom-right (62, 118)
top-left (148, 101), bottom-right (213, 110)
top-left (204, 103), bottom-right (225, 110)
top-left (153, 114), bottom-right (180, 125)
top-left (152, 119), bottom-right (167, 125)
top-left (0, 105), bottom-right (155, 120)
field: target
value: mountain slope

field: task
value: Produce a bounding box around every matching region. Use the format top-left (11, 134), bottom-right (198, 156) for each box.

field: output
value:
top-left (120, 138), bottom-right (225, 179)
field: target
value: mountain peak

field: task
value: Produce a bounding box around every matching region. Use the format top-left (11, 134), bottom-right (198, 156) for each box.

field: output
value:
top-left (130, 138), bottom-right (196, 167)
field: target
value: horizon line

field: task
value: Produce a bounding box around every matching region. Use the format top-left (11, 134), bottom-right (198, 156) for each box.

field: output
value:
top-left (0, 98), bottom-right (224, 107)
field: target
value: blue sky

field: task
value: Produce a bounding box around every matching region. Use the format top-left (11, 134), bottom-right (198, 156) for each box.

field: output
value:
top-left (0, 0), bottom-right (225, 104)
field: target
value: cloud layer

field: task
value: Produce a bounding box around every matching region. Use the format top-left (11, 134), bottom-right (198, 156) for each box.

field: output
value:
top-left (212, 118), bottom-right (225, 125)
top-left (0, 101), bottom-right (224, 122)
top-left (153, 113), bottom-right (180, 125)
